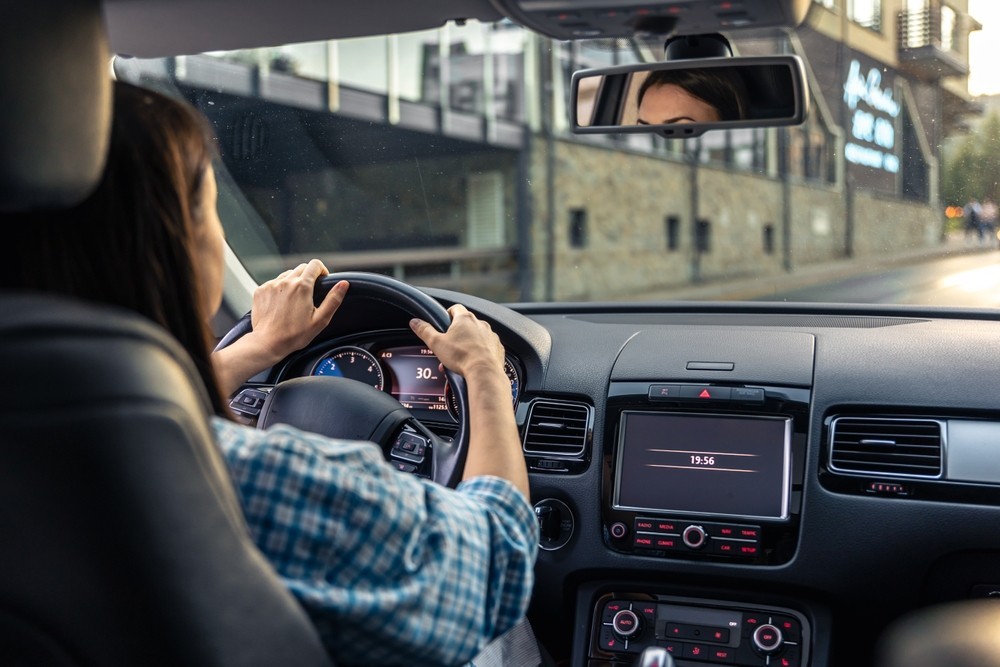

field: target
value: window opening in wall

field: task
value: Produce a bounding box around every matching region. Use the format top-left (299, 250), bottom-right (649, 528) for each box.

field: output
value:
top-left (763, 224), bottom-right (776, 255)
top-left (666, 215), bottom-right (680, 251)
top-left (695, 219), bottom-right (711, 253)
top-left (569, 208), bottom-right (588, 248)
top-left (849, 0), bottom-right (882, 31)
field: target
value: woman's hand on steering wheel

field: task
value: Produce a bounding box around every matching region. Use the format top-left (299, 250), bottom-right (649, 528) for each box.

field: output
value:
top-left (409, 304), bottom-right (505, 382)
top-left (213, 259), bottom-right (347, 396)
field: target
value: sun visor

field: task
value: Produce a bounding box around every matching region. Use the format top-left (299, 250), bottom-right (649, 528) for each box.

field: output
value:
top-left (0, 2), bottom-right (110, 213)
top-left (487, 0), bottom-right (811, 40)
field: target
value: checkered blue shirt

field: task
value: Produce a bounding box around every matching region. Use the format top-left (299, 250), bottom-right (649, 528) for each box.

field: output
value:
top-left (212, 417), bottom-right (538, 666)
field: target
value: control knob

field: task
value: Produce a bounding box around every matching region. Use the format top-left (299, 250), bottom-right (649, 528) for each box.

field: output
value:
top-left (612, 609), bottom-right (643, 639)
top-left (752, 623), bottom-right (784, 655)
top-left (682, 524), bottom-right (707, 549)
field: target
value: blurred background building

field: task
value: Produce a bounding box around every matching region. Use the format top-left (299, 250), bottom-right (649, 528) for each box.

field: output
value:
top-left (117, 0), bottom-right (982, 301)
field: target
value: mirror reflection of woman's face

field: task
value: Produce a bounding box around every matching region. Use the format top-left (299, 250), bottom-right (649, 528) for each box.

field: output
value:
top-left (637, 84), bottom-right (721, 125)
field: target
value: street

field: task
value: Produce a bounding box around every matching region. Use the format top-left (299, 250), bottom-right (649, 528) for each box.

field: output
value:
top-left (758, 248), bottom-right (1000, 308)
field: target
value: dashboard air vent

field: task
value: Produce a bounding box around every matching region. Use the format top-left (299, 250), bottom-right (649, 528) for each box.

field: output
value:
top-left (522, 400), bottom-right (591, 458)
top-left (829, 417), bottom-right (943, 478)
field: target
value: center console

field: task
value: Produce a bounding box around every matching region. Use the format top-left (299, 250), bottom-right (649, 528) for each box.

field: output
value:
top-left (581, 381), bottom-right (812, 665)
top-left (588, 591), bottom-right (811, 667)
top-left (602, 382), bottom-right (809, 565)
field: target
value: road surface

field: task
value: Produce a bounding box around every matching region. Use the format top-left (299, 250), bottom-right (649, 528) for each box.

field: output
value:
top-left (757, 250), bottom-right (1000, 308)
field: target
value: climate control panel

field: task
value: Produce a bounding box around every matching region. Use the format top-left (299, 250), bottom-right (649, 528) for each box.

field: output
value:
top-left (591, 593), bottom-right (809, 666)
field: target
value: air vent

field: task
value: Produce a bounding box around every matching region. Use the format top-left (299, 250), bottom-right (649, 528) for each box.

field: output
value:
top-left (522, 400), bottom-right (591, 458)
top-left (829, 417), bottom-right (943, 478)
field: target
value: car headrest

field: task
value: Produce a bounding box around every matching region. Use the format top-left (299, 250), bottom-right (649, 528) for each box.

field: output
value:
top-left (0, 1), bottom-right (111, 213)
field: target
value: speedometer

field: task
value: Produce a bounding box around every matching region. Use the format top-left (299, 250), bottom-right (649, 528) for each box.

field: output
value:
top-left (311, 347), bottom-right (384, 391)
top-left (447, 356), bottom-right (520, 419)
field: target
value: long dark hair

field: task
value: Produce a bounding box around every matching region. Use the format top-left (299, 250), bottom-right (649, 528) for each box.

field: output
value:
top-left (0, 81), bottom-right (229, 415)
top-left (637, 68), bottom-right (748, 121)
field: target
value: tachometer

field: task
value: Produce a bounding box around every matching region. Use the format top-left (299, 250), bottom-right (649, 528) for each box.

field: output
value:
top-left (447, 356), bottom-right (520, 419)
top-left (311, 347), bottom-right (384, 391)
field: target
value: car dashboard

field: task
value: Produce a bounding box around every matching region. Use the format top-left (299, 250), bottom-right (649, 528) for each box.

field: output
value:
top-left (228, 289), bottom-right (1000, 667)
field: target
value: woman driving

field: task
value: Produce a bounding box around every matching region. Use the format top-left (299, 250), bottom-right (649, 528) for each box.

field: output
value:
top-left (0, 81), bottom-right (537, 667)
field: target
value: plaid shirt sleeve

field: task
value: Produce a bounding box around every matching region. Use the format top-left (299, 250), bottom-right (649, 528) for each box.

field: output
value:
top-left (212, 417), bottom-right (538, 667)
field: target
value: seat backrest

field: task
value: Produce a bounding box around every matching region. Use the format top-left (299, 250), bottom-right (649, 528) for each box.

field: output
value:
top-left (0, 294), bottom-right (333, 666)
top-left (0, 3), bottom-right (333, 664)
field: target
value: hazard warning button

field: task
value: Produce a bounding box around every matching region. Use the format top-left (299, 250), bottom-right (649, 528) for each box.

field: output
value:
top-left (679, 385), bottom-right (732, 401)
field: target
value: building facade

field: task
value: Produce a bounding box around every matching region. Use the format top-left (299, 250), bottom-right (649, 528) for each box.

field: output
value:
top-left (116, 0), bottom-right (981, 302)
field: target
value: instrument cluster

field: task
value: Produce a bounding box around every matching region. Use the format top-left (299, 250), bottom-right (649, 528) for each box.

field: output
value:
top-left (309, 342), bottom-right (520, 422)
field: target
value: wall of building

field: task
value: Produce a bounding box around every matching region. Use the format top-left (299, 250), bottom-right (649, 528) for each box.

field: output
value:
top-left (851, 190), bottom-right (942, 257)
top-left (529, 139), bottom-right (693, 301)
top-left (528, 138), bottom-right (940, 301)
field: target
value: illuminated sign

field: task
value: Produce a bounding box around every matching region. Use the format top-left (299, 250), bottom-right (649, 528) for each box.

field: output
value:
top-left (843, 59), bottom-right (900, 174)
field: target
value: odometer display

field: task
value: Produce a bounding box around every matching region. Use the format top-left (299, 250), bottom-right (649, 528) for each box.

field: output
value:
top-left (311, 347), bottom-right (384, 391)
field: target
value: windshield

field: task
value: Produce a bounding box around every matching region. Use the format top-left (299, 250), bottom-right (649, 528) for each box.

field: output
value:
top-left (114, 0), bottom-right (998, 307)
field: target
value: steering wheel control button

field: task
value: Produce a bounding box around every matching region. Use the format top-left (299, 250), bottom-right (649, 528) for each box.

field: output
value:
top-left (682, 525), bottom-right (707, 549)
top-left (389, 461), bottom-right (417, 474)
top-left (752, 624), bottom-right (784, 655)
top-left (647, 384), bottom-right (681, 401)
top-left (390, 432), bottom-right (427, 464)
top-left (533, 498), bottom-right (574, 551)
top-left (610, 522), bottom-right (628, 539)
top-left (229, 387), bottom-right (270, 417)
top-left (612, 609), bottom-right (642, 638)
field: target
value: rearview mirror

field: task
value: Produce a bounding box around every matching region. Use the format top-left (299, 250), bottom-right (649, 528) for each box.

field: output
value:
top-left (572, 56), bottom-right (808, 138)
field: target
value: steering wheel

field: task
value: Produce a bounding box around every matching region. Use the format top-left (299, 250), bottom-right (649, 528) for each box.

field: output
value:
top-left (215, 271), bottom-right (470, 488)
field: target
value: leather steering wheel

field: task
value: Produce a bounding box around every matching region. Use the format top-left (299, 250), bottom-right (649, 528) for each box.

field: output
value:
top-left (215, 272), bottom-right (470, 488)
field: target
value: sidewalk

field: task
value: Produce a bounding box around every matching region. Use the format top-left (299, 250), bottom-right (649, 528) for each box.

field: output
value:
top-left (632, 230), bottom-right (998, 302)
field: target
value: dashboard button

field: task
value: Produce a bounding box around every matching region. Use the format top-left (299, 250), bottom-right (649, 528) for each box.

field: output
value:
top-left (633, 535), bottom-right (655, 549)
top-left (714, 539), bottom-right (739, 556)
top-left (679, 385), bottom-right (732, 401)
top-left (653, 536), bottom-right (682, 550)
top-left (601, 600), bottom-right (627, 624)
top-left (777, 645), bottom-right (801, 667)
top-left (732, 387), bottom-right (765, 403)
top-left (657, 640), bottom-right (683, 657)
top-left (710, 646), bottom-right (737, 663)
top-left (648, 384), bottom-right (682, 401)
top-left (771, 614), bottom-right (801, 642)
top-left (598, 626), bottom-right (624, 653)
top-left (683, 643), bottom-right (710, 661)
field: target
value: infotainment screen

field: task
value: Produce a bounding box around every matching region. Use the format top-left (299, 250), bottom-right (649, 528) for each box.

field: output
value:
top-left (614, 411), bottom-right (791, 520)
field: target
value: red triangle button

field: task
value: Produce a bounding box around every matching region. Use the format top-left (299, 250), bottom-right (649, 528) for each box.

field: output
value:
top-left (699, 389), bottom-right (712, 398)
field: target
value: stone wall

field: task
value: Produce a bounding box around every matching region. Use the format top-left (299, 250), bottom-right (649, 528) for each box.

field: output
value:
top-left (528, 138), bottom-right (941, 301)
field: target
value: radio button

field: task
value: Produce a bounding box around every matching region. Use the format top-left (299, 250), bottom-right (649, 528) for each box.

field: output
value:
top-left (633, 535), bottom-right (655, 549)
top-left (634, 518), bottom-right (656, 532)
top-left (713, 539), bottom-right (739, 556)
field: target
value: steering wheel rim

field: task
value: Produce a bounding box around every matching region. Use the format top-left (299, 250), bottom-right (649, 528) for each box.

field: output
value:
top-left (215, 271), bottom-right (470, 488)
